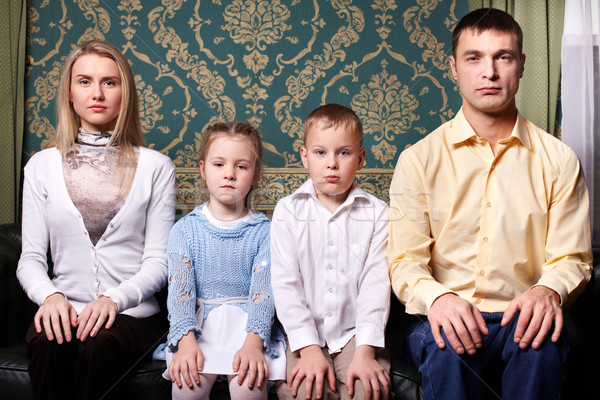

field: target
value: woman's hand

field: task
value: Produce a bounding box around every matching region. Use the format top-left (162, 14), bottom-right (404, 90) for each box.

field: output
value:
top-left (170, 332), bottom-right (204, 389)
top-left (233, 332), bottom-right (268, 389)
top-left (76, 295), bottom-right (118, 341)
top-left (34, 292), bottom-right (78, 344)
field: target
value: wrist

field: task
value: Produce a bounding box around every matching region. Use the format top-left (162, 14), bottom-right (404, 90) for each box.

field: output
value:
top-left (299, 344), bottom-right (322, 358)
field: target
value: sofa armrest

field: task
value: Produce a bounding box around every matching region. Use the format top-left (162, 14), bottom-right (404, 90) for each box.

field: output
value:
top-left (0, 223), bottom-right (37, 347)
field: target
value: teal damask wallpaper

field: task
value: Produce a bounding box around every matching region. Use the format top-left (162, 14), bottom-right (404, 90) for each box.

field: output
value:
top-left (24, 0), bottom-right (468, 214)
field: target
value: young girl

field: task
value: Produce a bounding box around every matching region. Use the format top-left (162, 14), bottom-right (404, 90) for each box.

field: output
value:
top-left (17, 40), bottom-right (176, 400)
top-left (162, 122), bottom-right (285, 400)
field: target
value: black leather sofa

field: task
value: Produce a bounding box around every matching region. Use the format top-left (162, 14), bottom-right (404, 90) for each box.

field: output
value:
top-left (0, 222), bottom-right (598, 399)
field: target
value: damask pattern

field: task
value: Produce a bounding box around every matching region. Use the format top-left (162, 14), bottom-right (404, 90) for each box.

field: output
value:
top-left (25, 0), bottom-right (468, 213)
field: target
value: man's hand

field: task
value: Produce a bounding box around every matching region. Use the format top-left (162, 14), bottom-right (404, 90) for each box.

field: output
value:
top-left (76, 295), bottom-right (118, 341)
top-left (501, 285), bottom-right (562, 350)
top-left (345, 345), bottom-right (390, 400)
top-left (289, 345), bottom-right (336, 399)
top-left (169, 332), bottom-right (204, 389)
top-left (34, 292), bottom-right (78, 344)
top-left (233, 332), bottom-right (268, 389)
top-left (428, 293), bottom-right (489, 355)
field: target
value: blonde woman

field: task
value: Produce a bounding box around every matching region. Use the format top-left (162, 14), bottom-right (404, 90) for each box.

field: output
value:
top-left (17, 40), bottom-right (176, 400)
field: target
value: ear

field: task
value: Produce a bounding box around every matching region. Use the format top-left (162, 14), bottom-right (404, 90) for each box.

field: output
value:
top-left (520, 53), bottom-right (526, 78)
top-left (357, 148), bottom-right (366, 171)
top-left (449, 55), bottom-right (458, 81)
top-left (199, 160), bottom-right (206, 181)
top-left (300, 147), bottom-right (309, 169)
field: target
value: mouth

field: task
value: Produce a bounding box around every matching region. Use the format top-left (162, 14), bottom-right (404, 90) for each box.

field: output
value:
top-left (89, 105), bottom-right (106, 112)
top-left (221, 185), bottom-right (235, 189)
top-left (477, 87), bottom-right (501, 94)
top-left (324, 175), bottom-right (340, 183)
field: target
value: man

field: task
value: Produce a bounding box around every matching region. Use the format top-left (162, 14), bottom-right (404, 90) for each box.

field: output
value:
top-left (388, 8), bottom-right (592, 400)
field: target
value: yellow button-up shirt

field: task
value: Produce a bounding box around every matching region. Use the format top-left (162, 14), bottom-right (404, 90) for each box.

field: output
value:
top-left (388, 108), bottom-right (592, 315)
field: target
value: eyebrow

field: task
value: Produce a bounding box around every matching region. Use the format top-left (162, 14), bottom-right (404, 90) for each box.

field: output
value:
top-left (462, 48), bottom-right (518, 57)
top-left (73, 73), bottom-right (121, 81)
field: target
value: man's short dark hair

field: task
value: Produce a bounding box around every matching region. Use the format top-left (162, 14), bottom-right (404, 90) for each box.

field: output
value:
top-left (452, 8), bottom-right (523, 55)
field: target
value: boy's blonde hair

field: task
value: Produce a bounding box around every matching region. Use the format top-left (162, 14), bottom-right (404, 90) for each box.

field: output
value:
top-left (303, 104), bottom-right (363, 147)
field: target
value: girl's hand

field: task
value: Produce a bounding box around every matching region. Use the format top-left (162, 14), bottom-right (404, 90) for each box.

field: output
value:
top-left (233, 332), bottom-right (268, 389)
top-left (34, 292), bottom-right (78, 344)
top-left (170, 332), bottom-right (204, 389)
top-left (76, 295), bottom-right (118, 341)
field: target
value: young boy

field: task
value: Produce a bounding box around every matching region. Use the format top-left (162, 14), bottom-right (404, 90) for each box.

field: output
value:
top-left (271, 104), bottom-right (391, 400)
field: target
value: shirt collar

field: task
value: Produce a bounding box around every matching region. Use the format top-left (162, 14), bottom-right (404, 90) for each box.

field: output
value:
top-left (291, 178), bottom-right (370, 207)
top-left (448, 107), bottom-right (532, 150)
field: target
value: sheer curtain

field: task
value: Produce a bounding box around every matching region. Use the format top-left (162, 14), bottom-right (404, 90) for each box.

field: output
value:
top-left (561, 0), bottom-right (600, 247)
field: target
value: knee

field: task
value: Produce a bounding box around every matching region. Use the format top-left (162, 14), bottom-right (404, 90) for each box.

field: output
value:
top-left (228, 375), bottom-right (267, 400)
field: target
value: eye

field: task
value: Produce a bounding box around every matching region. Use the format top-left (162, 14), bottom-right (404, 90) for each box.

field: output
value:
top-left (213, 162), bottom-right (223, 167)
top-left (315, 149), bottom-right (325, 156)
top-left (79, 79), bottom-right (90, 85)
top-left (104, 80), bottom-right (116, 86)
top-left (499, 55), bottom-right (512, 61)
top-left (339, 150), bottom-right (350, 156)
top-left (237, 164), bottom-right (247, 170)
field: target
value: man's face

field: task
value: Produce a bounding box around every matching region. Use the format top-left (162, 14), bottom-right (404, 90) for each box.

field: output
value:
top-left (449, 29), bottom-right (525, 117)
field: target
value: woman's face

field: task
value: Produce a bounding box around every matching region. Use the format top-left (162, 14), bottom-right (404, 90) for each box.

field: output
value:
top-left (70, 54), bottom-right (122, 132)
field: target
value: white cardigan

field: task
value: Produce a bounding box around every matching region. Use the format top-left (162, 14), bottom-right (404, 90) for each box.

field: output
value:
top-left (17, 146), bottom-right (176, 318)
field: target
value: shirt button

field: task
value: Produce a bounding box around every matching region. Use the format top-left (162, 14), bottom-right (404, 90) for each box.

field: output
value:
top-left (328, 240), bottom-right (334, 246)
top-left (491, 164), bottom-right (495, 170)
top-left (94, 264), bottom-right (98, 269)
top-left (327, 312), bottom-right (332, 317)
top-left (328, 264), bottom-right (334, 270)
top-left (483, 237), bottom-right (489, 243)
top-left (328, 288), bottom-right (333, 293)
top-left (109, 223), bottom-right (114, 228)
top-left (102, 236), bottom-right (106, 241)
top-left (473, 298), bottom-right (481, 304)
top-left (479, 270), bottom-right (485, 276)
top-left (487, 202), bottom-right (492, 207)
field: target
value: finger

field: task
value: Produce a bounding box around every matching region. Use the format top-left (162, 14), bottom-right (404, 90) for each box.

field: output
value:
top-left (182, 361), bottom-right (194, 388)
top-left (501, 301), bottom-right (518, 326)
top-left (460, 312), bottom-right (484, 353)
top-left (104, 309), bottom-right (116, 330)
top-left (380, 371), bottom-right (390, 399)
top-left (42, 313), bottom-right (54, 341)
top-left (360, 377), bottom-right (373, 400)
top-left (430, 323), bottom-right (446, 350)
top-left (191, 361), bottom-right (201, 385)
top-left (327, 366), bottom-right (336, 392)
top-left (79, 312), bottom-right (98, 341)
top-left (50, 312), bottom-right (64, 344)
top-left (34, 310), bottom-right (43, 334)
top-left (59, 309), bottom-right (72, 342)
top-left (289, 367), bottom-right (301, 394)
top-left (76, 309), bottom-right (90, 340)
top-left (441, 321), bottom-right (467, 355)
top-left (256, 361), bottom-right (266, 388)
top-left (170, 364), bottom-right (182, 388)
top-left (89, 311), bottom-right (107, 338)
top-left (345, 371), bottom-right (355, 397)
top-left (551, 309), bottom-right (564, 343)
top-left (516, 308), bottom-right (537, 348)
top-left (70, 307), bottom-right (79, 328)
top-left (238, 359), bottom-right (249, 386)
top-left (246, 361), bottom-right (256, 389)
top-left (305, 374), bottom-right (315, 400)
top-left (530, 312), bottom-right (553, 350)
top-left (233, 352), bottom-right (241, 373)
top-left (197, 351), bottom-right (204, 372)
top-left (473, 308), bottom-right (489, 336)
top-left (513, 306), bottom-right (533, 344)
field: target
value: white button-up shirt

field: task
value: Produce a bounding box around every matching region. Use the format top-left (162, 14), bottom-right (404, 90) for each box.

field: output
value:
top-left (271, 180), bottom-right (390, 353)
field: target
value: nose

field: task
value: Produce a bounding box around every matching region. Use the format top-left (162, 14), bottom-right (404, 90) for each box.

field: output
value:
top-left (224, 165), bottom-right (235, 180)
top-left (482, 58), bottom-right (498, 80)
top-left (92, 84), bottom-right (104, 101)
top-left (327, 155), bottom-right (338, 170)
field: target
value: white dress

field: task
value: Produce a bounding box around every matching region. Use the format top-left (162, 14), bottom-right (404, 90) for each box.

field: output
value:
top-left (164, 206), bottom-right (286, 380)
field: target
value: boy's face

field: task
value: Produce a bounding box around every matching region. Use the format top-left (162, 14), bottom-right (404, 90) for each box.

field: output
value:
top-left (301, 123), bottom-right (365, 209)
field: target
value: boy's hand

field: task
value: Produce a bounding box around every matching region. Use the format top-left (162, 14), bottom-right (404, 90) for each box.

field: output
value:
top-left (345, 345), bottom-right (390, 400)
top-left (233, 332), bottom-right (268, 389)
top-left (169, 332), bottom-right (204, 389)
top-left (289, 345), bottom-right (336, 399)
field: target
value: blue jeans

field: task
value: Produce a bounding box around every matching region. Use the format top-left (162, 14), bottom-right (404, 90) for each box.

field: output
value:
top-left (404, 313), bottom-right (568, 400)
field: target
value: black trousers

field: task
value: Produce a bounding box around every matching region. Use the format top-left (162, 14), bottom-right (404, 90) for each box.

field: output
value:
top-left (25, 312), bottom-right (167, 400)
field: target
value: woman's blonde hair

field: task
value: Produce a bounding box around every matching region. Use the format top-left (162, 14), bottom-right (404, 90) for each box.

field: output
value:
top-left (48, 39), bottom-right (145, 157)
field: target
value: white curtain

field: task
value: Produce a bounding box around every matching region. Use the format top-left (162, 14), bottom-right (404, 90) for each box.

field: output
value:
top-left (562, 0), bottom-right (600, 247)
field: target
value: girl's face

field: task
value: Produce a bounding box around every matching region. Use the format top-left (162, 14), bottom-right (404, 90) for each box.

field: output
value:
top-left (200, 134), bottom-right (259, 215)
top-left (70, 54), bottom-right (122, 132)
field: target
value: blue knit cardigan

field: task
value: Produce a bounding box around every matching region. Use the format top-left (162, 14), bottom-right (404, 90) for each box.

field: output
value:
top-left (162, 204), bottom-right (282, 358)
